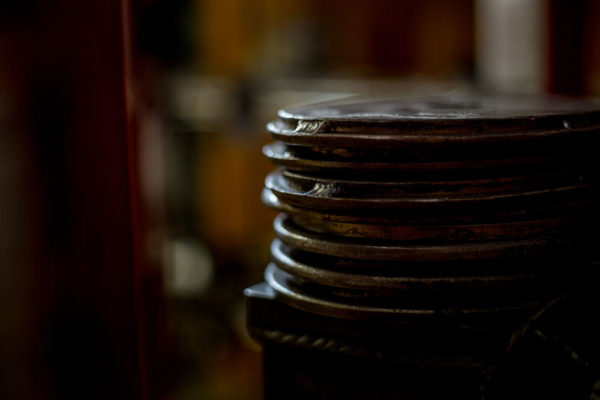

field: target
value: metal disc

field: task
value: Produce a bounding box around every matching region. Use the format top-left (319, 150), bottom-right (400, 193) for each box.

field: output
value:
top-left (265, 263), bottom-right (543, 322)
top-left (274, 214), bottom-right (554, 261)
top-left (263, 141), bottom-right (569, 174)
top-left (271, 238), bottom-right (546, 292)
top-left (273, 94), bottom-right (600, 148)
top-left (262, 187), bottom-right (596, 226)
top-left (266, 171), bottom-right (596, 212)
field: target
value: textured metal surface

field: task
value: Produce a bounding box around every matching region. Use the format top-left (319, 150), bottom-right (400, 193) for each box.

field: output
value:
top-left (276, 94), bottom-right (600, 122)
top-left (263, 141), bottom-right (590, 174)
top-left (273, 214), bottom-right (555, 261)
top-left (266, 170), bottom-right (594, 212)
top-left (256, 94), bottom-right (600, 321)
top-left (247, 93), bottom-right (600, 396)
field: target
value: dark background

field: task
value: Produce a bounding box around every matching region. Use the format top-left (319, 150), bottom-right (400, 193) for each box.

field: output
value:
top-left (1, 0), bottom-right (600, 398)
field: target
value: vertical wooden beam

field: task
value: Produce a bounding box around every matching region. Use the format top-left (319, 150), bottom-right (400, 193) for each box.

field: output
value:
top-left (1, 0), bottom-right (146, 398)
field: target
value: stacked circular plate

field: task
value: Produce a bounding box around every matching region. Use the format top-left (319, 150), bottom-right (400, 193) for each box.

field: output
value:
top-left (261, 93), bottom-right (600, 323)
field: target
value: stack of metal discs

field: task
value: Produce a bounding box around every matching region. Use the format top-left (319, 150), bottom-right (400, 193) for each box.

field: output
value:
top-left (260, 93), bottom-right (600, 326)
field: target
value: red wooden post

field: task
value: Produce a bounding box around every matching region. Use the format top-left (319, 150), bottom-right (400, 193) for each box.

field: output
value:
top-left (1, 1), bottom-right (147, 398)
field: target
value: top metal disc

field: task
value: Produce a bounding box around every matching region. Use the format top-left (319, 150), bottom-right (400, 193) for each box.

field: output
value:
top-left (279, 93), bottom-right (600, 124)
top-left (270, 93), bottom-right (600, 148)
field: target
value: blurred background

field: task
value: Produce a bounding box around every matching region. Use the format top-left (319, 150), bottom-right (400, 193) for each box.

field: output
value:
top-left (2, 0), bottom-right (600, 399)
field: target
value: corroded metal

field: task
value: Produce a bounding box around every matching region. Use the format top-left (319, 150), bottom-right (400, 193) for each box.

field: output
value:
top-left (246, 93), bottom-right (600, 399)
